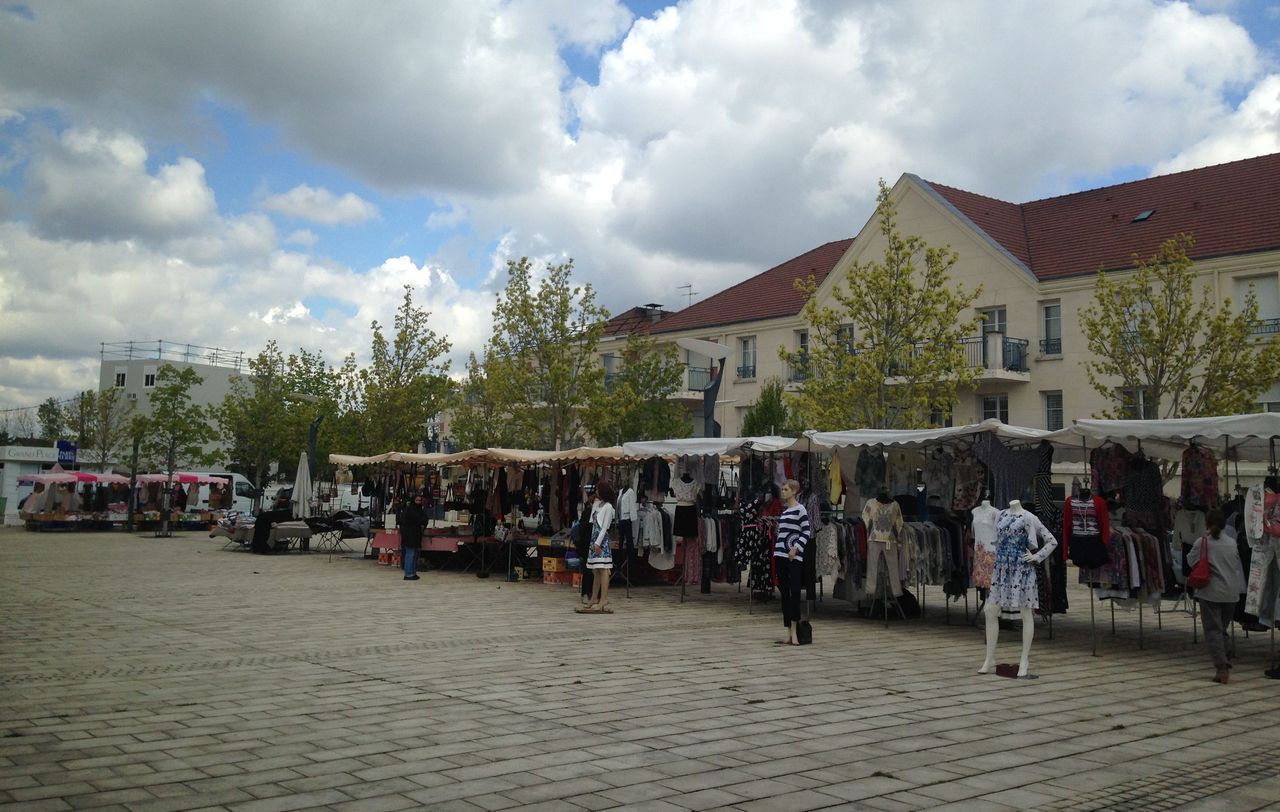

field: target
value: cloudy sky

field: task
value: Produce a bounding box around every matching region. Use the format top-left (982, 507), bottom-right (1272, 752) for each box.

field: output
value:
top-left (1, 0), bottom-right (1278, 412)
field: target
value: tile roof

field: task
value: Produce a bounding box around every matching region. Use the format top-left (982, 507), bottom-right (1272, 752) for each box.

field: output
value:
top-left (602, 306), bottom-right (673, 337)
top-left (647, 239), bottom-right (853, 335)
top-left (923, 151), bottom-right (1280, 280)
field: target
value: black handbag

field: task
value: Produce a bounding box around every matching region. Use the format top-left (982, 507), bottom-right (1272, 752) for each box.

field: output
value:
top-left (797, 620), bottom-right (813, 645)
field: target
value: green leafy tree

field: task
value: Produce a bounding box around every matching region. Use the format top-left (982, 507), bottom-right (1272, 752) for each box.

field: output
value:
top-left (449, 353), bottom-right (522, 450)
top-left (217, 342), bottom-right (291, 492)
top-left (785, 180), bottom-right (982, 430)
top-left (132, 365), bottom-right (219, 536)
top-left (345, 285), bottom-right (453, 454)
top-left (63, 391), bottom-right (95, 448)
top-left (1080, 233), bottom-right (1280, 420)
top-left (65, 388), bottom-right (134, 470)
top-left (484, 257), bottom-right (609, 450)
top-left (585, 333), bottom-right (689, 444)
top-left (741, 377), bottom-right (804, 436)
top-left (37, 396), bottom-right (63, 441)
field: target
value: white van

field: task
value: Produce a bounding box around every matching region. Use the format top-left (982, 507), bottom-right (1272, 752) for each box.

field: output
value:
top-left (188, 472), bottom-right (260, 514)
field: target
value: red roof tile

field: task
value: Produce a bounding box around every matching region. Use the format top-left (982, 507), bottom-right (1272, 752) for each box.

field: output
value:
top-left (602, 306), bottom-right (672, 337)
top-left (648, 239), bottom-right (853, 335)
top-left (924, 152), bottom-right (1280, 280)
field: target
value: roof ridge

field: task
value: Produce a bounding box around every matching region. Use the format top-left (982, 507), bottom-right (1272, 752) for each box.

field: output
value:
top-left (1022, 151), bottom-right (1279, 206)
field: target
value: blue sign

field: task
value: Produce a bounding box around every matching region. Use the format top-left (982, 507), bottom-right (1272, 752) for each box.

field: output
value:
top-left (56, 440), bottom-right (77, 465)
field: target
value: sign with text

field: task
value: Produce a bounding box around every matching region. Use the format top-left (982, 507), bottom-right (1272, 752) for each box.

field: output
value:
top-left (56, 440), bottom-right (77, 465)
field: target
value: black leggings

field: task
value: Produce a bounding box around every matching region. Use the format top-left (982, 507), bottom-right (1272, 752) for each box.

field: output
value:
top-left (778, 557), bottom-right (803, 626)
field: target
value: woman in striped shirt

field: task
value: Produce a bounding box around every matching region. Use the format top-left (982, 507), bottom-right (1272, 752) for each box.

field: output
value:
top-left (774, 479), bottom-right (811, 646)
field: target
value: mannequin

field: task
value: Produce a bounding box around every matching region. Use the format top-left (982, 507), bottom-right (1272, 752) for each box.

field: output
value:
top-left (861, 490), bottom-right (904, 598)
top-left (1063, 487), bottom-right (1110, 568)
top-left (970, 500), bottom-right (1000, 588)
top-left (979, 499), bottom-right (1058, 677)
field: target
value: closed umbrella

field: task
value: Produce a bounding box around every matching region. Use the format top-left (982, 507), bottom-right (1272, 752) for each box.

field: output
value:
top-left (291, 451), bottom-right (313, 520)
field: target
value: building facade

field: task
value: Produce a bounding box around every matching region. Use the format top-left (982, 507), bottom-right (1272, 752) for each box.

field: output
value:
top-left (600, 152), bottom-right (1280, 437)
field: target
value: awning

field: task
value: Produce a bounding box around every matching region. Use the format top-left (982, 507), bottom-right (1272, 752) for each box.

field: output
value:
top-left (806, 420), bottom-right (1053, 450)
top-left (1046, 413), bottom-right (1280, 462)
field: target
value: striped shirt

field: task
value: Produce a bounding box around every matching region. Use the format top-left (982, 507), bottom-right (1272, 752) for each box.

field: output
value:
top-left (773, 504), bottom-right (812, 562)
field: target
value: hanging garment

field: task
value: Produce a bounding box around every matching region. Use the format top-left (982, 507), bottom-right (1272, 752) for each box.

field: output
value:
top-left (861, 498), bottom-right (903, 546)
top-left (1180, 445), bottom-right (1219, 510)
top-left (989, 509), bottom-right (1058, 610)
top-left (971, 434), bottom-right (1045, 508)
top-left (1063, 495), bottom-right (1111, 568)
top-left (854, 448), bottom-right (886, 497)
top-left (951, 449), bottom-right (987, 512)
top-left (1090, 445), bottom-right (1134, 495)
top-left (971, 502), bottom-right (1000, 588)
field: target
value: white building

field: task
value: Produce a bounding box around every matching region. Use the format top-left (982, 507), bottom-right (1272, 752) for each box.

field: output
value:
top-left (0, 444), bottom-right (60, 525)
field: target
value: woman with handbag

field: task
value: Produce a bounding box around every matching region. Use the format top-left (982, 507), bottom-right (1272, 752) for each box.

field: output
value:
top-left (1187, 509), bottom-right (1247, 683)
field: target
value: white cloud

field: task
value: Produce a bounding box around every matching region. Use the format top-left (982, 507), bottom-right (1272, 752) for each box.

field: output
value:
top-left (1155, 74), bottom-right (1280, 173)
top-left (285, 228), bottom-right (319, 246)
top-left (0, 0), bottom-right (1276, 410)
top-left (261, 184), bottom-right (379, 225)
top-left (28, 127), bottom-right (217, 242)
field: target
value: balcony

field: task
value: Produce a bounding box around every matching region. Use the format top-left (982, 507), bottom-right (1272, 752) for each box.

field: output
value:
top-left (958, 333), bottom-right (1030, 379)
top-left (1253, 318), bottom-right (1280, 336)
top-left (785, 356), bottom-right (810, 386)
top-left (1038, 338), bottom-right (1062, 355)
top-left (736, 364), bottom-right (756, 380)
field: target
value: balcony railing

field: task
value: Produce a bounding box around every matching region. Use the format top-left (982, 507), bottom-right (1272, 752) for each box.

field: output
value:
top-left (736, 364), bottom-right (756, 379)
top-left (685, 366), bottom-right (714, 391)
top-left (786, 356), bottom-right (809, 383)
top-left (1039, 338), bottom-right (1062, 355)
top-left (959, 333), bottom-right (1029, 372)
top-left (1253, 318), bottom-right (1280, 335)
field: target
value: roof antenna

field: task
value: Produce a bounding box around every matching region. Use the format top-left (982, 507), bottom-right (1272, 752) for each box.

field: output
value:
top-left (678, 284), bottom-right (698, 308)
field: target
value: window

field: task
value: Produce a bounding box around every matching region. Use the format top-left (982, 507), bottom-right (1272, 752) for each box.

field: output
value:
top-left (787, 331), bottom-right (810, 382)
top-left (929, 407), bottom-right (953, 428)
top-left (836, 324), bottom-right (856, 354)
top-left (113, 367), bottom-right (126, 388)
top-left (979, 307), bottom-right (1007, 335)
top-left (738, 336), bottom-right (757, 379)
top-left (1040, 302), bottom-right (1062, 355)
top-left (1234, 274), bottom-right (1280, 335)
top-left (143, 366), bottom-right (157, 388)
top-left (1119, 387), bottom-right (1157, 419)
top-left (1043, 390), bottom-right (1064, 431)
top-left (982, 394), bottom-right (1009, 423)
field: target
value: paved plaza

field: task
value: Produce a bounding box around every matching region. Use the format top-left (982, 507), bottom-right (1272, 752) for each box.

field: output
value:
top-left (3, 527), bottom-right (1280, 811)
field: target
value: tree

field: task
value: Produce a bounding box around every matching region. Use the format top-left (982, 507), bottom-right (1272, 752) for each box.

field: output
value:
top-left (64, 389), bottom-right (135, 469)
top-left (741, 377), bottom-right (803, 436)
top-left (345, 285), bottom-right (453, 454)
top-left (219, 343), bottom-right (347, 490)
top-left (785, 180), bottom-right (982, 430)
top-left (37, 396), bottom-right (63, 441)
top-left (1080, 233), bottom-right (1280, 420)
top-left (483, 257), bottom-right (609, 450)
top-left (63, 391), bottom-right (95, 447)
top-left (584, 333), bottom-right (689, 444)
top-left (449, 353), bottom-right (523, 450)
top-left (132, 364), bottom-right (219, 536)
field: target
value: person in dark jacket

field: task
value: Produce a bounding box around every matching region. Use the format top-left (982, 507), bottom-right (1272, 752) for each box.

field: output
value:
top-left (396, 493), bottom-right (428, 581)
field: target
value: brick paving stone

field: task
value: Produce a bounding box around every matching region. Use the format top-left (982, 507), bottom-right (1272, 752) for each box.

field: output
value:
top-left (5, 528), bottom-right (1280, 812)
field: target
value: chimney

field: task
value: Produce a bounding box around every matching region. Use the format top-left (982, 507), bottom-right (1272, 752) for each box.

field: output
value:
top-left (643, 303), bottom-right (664, 323)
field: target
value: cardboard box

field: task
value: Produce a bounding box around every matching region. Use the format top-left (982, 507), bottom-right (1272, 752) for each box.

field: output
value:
top-left (542, 571), bottom-right (573, 585)
top-left (542, 555), bottom-right (565, 572)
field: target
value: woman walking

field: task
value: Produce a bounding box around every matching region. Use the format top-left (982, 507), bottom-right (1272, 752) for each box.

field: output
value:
top-left (1188, 509), bottom-right (1246, 683)
top-left (579, 481), bottom-right (616, 613)
top-left (774, 479), bottom-right (811, 645)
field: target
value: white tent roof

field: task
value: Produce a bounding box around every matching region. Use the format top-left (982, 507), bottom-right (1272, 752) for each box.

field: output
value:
top-left (621, 436), bottom-right (811, 458)
top-left (806, 420), bottom-right (1053, 450)
top-left (1045, 413), bottom-right (1280, 462)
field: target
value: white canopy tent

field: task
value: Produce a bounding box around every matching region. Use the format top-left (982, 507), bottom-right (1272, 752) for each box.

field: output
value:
top-left (621, 435), bottom-right (816, 458)
top-left (807, 420), bottom-right (1059, 455)
top-left (1045, 414), bottom-right (1280, 464)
